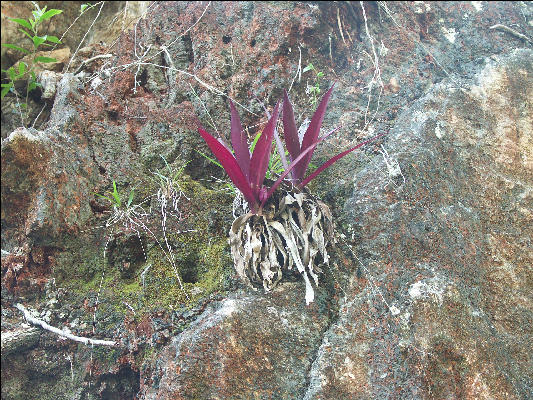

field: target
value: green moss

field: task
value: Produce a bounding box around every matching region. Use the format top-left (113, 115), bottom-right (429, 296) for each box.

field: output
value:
top-left (54, 235), bottom-right (103, 285)
top-left (52, 170), bottom-right (235, 320)
top-left (139, 232), bottom-right (232, 311)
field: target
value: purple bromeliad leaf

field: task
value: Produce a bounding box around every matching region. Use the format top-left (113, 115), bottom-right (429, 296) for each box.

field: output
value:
top-left (258, 96), bottom-right (289, 172)
top-left (229, 100), bottom-right (251, 179)
top-left (299, 132), bottom-right (386, 188)
top-left (282, 90), bottom-right (300, 178)
top-left (249, 102), bottom-right (280, 197)
top-left (261, 125), bottom-right (341, 208)
top-left (198, 84), bottom-right (386, 214)
top-left (297, 83), bottom-right (335, 181)
top-left (198, 127), bottom-right (256, 207)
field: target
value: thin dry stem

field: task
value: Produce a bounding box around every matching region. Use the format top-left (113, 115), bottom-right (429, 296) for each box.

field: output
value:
top-left (16, 303), bottom-right (117, 347)
top-left (65, 1), bottom-right (105, 73)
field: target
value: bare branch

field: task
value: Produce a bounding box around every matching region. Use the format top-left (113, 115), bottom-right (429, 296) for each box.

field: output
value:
top-left (15, 303), bottom-right (118, 347)
top-left (489, 24), bottom-right (532, 44)
top-left (288, 44), bottom-right (302, 93)
top-left (74, 54), bottom-right (113, 75)
top-left (65, 1), bottom-right (105, 73)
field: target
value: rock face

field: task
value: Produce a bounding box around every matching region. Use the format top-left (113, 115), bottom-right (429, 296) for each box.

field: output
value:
top-left (1, 75), bottom-right (95, 250)
top-left (139, 48), bottom-right (532, 400)
top-left (1, 1), bottom-right (532, 399)
top-left (142, 285), bottom-right (332, 399)
top-left (0, 1), bottom-right (149, 138)
top-left (307, 48), bottom-right (532, 400)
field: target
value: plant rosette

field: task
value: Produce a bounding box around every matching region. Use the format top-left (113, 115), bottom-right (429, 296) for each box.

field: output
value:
top-left (198, 85), bottom-right (384, 305)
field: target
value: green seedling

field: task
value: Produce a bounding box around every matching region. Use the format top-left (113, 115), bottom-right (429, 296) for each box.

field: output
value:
top-left (95, 180), bottom-right (134, 209)
top-left (303, 63), bottom-right (324, 107)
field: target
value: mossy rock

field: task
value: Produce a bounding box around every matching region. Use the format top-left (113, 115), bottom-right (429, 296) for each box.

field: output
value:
top-left (52, 170), bottom-right (236, 322)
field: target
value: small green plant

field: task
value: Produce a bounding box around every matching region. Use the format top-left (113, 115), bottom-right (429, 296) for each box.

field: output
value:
top-left (80, 3), bottom-right (93, 13)
top-left (95, 175), bottom-right (191, 298)
top-left (94, 180), bottom-right (144, 262)
top-left (94, 180), bottom-right (134, 209)
top-left (1, 3), bottom-right (63, 117)
top-left (302, 63), bottom-right (324, 107)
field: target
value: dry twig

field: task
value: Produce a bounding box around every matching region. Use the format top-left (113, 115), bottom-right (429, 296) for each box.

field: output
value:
top-left (65, 1), bottom-right (105, 73)
top-left (15, 303), bottom-right (118, 347)
top-left (489, 24), bottom-right (532, 44)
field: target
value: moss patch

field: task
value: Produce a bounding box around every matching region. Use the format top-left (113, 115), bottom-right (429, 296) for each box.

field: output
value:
top-left (52, 171), bottom-right (235, 322)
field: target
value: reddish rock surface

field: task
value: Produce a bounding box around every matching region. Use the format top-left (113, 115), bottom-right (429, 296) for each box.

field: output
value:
top-left (1, 1), bottom-right (532, 399)
top-left (141, 285), bottom-right (331, 399)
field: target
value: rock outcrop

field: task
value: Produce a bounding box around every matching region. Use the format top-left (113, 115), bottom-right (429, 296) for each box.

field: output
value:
top-left (1, 2), bottom-right (531, 399)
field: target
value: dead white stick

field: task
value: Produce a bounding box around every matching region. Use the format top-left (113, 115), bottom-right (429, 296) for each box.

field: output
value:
top-left (65, 1), bottom-right (105, 73)
top-left (489, 24), bottom-right (532, 44)
top-left (15, 303), bottom-right (118, 347)
top-left (288, 44), bottom-right (302, 93)
top-left (73, 54), bottom-right (113, 75)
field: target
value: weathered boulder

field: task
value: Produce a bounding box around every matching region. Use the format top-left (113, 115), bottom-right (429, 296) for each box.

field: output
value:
top-left (305, 48), bottom-right (532, 399)
top-left (1, 74), bottom-right (95, 250)
top-left (141, 285), bottom-right (332, 399)
top-left (2, 1), bottom-right (532, 399)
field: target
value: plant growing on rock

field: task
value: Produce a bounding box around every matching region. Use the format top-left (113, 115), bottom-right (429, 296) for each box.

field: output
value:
top-left (94, 180), bottom-right (147, 258)
top-left (94, 175), bottom-right (191, 296)
top-left (1, 3), bottom-right (63, 120)
top-left (198, 85), bottom-right (383, 304)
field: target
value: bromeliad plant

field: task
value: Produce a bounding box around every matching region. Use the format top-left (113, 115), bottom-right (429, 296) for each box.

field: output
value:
top-left (198, 85), bottom-right (382, 304)
top-left (198, 101), bottom-right (284, 214)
